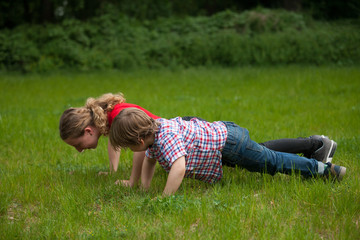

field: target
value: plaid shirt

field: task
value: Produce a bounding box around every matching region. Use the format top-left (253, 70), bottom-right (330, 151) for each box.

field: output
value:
top-left (145, 117), bottom-right (228, 184)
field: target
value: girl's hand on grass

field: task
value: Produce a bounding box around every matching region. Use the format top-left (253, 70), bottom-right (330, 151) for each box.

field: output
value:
top-left (115, 179), bottom-right (131, 187)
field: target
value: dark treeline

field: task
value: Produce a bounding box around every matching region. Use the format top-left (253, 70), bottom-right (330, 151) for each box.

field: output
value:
top-left (1, 0), bottom-right (359, 29)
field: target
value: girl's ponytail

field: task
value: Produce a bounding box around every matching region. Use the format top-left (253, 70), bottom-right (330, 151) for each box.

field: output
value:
top-left (85, 97), bottom-right (108, 136)
top-left (85, 93), bottom-right (126, 136)
top-left (59, 93), bottom-right (126, 140)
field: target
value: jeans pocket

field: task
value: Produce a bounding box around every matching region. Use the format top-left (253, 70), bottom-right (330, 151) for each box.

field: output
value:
top-left (242, 141), bottom-right (266, 172)
top-left (222, 142), bottom-right (240, 166)
top-left (245, 140), bottom-right (263, 153)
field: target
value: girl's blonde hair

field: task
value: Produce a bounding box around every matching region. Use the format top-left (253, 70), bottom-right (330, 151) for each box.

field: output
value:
top-left (59, 93), bottom-right (126, 140)
top-left (109, 108), bottom-right (159, 151)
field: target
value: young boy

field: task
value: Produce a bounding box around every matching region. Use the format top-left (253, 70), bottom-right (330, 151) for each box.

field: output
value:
top-left (109, 108), bottom-right (346, 196)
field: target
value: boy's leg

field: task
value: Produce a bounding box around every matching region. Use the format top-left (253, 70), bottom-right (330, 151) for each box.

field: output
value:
top-left (250, 144), bottom-right (345, 180)
top-left (259, 135), bottom-right (337, 163)
top-left (221, 122), bottom-right (341, 178)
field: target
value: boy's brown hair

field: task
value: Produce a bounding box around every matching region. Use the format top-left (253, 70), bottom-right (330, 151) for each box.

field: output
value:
top-left (109, 108), bottom-right (159, 151)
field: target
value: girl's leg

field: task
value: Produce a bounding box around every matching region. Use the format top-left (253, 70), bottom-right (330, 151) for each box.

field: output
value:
top-left (259, 135), bottom-right (337, 163)
top-left (259, 137), bottom-right (320, 157)
top-left (182, 116), bottom-right (207, 121)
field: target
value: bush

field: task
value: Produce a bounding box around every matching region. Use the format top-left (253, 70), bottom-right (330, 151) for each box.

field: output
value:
top-left (0, 29), bottom-right (40, 71)
top-left (0, 8), bottom-right (359, 72)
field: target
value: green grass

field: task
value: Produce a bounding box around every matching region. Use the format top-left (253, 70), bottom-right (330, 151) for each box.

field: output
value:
top-left (0, 66), bottom-right (359, 239)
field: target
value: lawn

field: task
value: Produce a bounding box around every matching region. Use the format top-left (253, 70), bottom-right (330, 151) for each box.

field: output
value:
top-left (0, 66), bottom-right (359, 239)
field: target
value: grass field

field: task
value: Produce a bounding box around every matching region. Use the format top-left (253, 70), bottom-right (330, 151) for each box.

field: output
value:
top-left (0, 66), bottom-right (359, 239)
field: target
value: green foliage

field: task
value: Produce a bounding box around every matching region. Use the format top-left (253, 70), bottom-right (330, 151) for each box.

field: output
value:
top-left (0, 9), bottom-right (359, 72)
top-left (0, 28), bottom-right (40, 71)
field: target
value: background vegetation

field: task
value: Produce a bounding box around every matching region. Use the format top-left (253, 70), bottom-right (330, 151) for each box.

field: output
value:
top-left (0, 1), bottom-right (359, 72)
top-left (0, 66), bottom-right (359, 239)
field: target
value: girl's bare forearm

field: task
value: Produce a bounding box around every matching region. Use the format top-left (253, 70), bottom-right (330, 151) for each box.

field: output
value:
top-left (141, 157), bottom-right (156, 190)
top-left (108, 139), bottom-right (120, 172)
top-left (129, 151), bottom-right (145, 186)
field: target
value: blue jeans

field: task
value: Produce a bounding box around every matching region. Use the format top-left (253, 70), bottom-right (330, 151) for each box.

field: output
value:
top-left (221, 121), bottom-right (322, 177)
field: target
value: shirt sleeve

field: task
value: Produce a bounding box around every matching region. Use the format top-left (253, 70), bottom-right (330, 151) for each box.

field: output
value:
top-left (145, 148), bottom-right (153, 159)
top-left (157, 132), bottom-right (187, 167)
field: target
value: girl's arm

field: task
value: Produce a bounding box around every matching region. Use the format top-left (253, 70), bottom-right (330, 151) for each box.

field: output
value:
top-left (141, 156), bottom-right (157, 190)
top-left (108, 138), bottom-right (145, 187)
top-left (127, 151), bottom-right (145, 187)
top-left (108, 138), bottom-right (120, 172)
top-left (163, 156), bottom-right (186, 196)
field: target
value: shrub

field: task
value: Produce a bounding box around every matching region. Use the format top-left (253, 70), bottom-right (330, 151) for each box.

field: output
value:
top-left (0, 29), bottom-right (40, 71)
top-left (0, 8), bottom-right (359, 72)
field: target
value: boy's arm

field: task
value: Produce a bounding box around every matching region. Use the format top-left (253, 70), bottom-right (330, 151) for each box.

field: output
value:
top-left (163, 156), bottom-right (186, 196)
top-left (141, 156), bottom-right (157, 190)
top-left (108, 138), bottom-right (120, 172)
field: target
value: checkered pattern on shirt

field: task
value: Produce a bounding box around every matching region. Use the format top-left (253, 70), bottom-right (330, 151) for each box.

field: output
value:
top-left (146, 117), bottom-right (228, 184)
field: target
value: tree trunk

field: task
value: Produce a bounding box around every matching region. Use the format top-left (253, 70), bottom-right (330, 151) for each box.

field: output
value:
top-left (41, 0), bottom-right (54, 23)
top-left (283, 0), bottom-right (302, 11)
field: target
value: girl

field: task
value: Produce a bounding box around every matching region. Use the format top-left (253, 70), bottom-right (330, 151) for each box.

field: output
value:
top-left (59, 93), bottom-right (337, 187)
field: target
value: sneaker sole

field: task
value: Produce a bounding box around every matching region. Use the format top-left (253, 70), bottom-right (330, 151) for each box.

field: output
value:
top-left (325, 140), bottom-right (337, 163)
